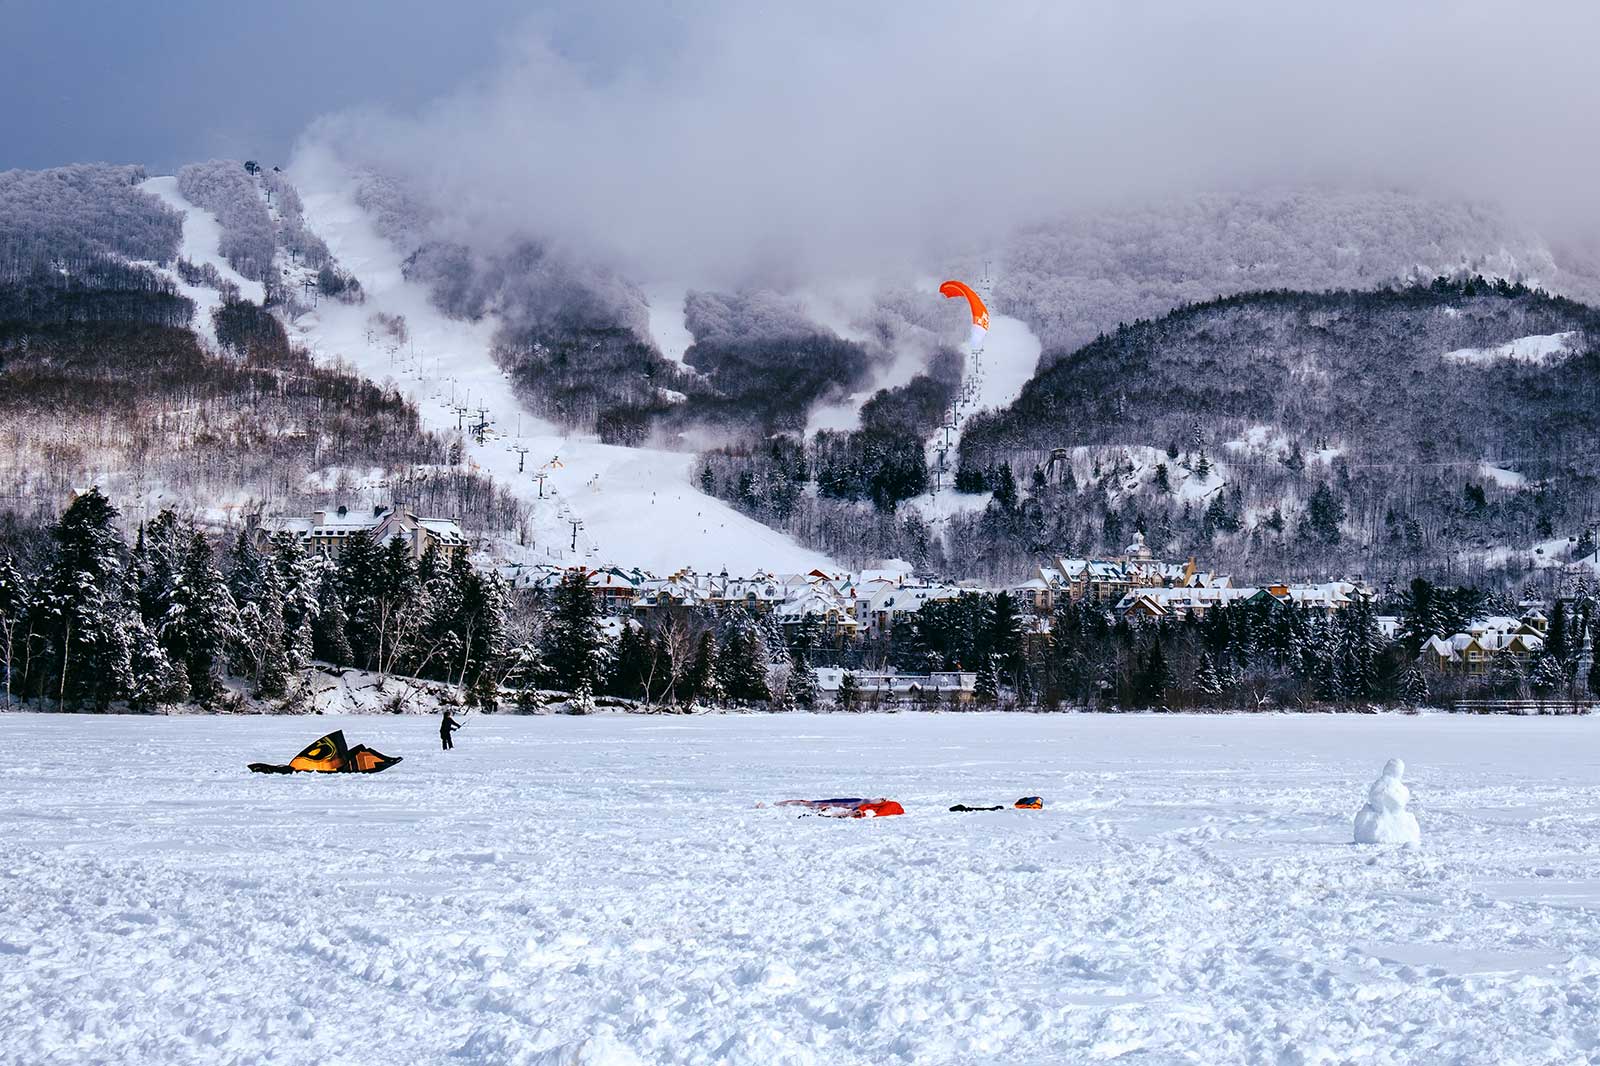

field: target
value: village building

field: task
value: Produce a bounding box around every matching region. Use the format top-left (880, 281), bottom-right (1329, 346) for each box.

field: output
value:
top-left (812, 667), bottom-right (976, 704)
top-left (1417, 613), bottom-right (1548, 675)
top-left (252, 504), bottom-right (468, 561)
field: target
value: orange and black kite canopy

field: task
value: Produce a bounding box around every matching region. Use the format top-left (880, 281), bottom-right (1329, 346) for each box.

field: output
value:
top-left (249, 730), bottom-right (402, 775)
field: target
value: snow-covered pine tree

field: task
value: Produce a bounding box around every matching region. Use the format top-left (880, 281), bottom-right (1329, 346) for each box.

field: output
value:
top-left (685, 630), bottom-right (723, 706)
top-left (838, 669), bottom-right (861, 710)
top-left (334, 531), bottom-right (386, 666)
top-left (985, 592), bottom-right (1027, 694)
top-left (134, 510), bottom-right (185, 624)
top-left (974, 658), bottom-right (999, 705)
top-left (1530, 654), bottom-right (1567, 696)
top-left (127, 622), bottom-right (187, 710)
top-left (544, 568), bottom-right (611, 695)
top-left (502, 641), bottom-right (545, 711)
top-left (1589, 626), bottom-right (1600, 699)
top-left (788, 653), bottom-right (818, 709)
top-left (312, 578), bottom-right (354, 666)
top-left (567, 677), bottom-right (595, 715)
top-left (0, 553), bottom-right (26, 707)
top-left (451, 553), bottom-right (507, 689)
top-left (1398, 664), bottom-right (1429, 705)
top-left (36, 488), bottom-right (140, 709)
top-left (161, 530), bottom-right (239, 704)
top-left (1194, 651), bottom-right (1223, 702)
top-left (373, 536), bottom-right (425, 676)
top-left (270, 532), bottom-right (321, 671)
top-left (1137, 638), bottom-right (1173, 708)
top-left (1546, 601), bottom-right (1570, 671)
top-left (720, 611), bottom-right (772, 703)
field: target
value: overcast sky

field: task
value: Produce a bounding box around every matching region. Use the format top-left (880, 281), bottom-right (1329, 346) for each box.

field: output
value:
top-left (8, 1), bottom-right (1599, 284)
top-left (0, 0), bottom-right (547, 171)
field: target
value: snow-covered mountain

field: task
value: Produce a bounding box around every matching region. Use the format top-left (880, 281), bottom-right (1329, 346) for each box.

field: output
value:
top-left (5, 156), bottom-right (1600, 583)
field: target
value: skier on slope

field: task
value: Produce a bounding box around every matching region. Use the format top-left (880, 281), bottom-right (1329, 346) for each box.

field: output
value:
top-left (439, 710), bottom-right (461, 751)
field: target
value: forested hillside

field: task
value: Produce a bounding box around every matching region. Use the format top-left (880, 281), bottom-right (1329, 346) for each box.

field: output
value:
top-left (951, 277), bottom-right (1600, 583)
top-left (0, 162), bottom-right (527, 543)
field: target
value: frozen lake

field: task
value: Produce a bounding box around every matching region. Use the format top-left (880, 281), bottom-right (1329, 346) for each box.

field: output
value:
top-left (4, 712), bottom-right (1600, 1065)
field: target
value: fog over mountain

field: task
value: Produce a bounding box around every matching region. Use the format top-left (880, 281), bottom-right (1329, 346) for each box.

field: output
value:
top-left (299, 1), bottom-right (1600, 290)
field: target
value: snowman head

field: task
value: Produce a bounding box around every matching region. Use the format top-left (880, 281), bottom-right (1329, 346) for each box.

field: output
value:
top-left (1382, 757), bottom-right (1406, 780)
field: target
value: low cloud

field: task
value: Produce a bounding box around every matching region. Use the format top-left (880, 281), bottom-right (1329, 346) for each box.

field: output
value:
top-left (299, 0), bottom-right (1600, 288)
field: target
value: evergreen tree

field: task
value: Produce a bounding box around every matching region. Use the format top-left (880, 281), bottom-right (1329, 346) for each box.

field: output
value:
top-left (335, 531), bottom-right (386, 665)
top-left (608, 623), bottom-right (651, 699)
top-left (233, 555), bottom-right (290, 698)
top-left (161, 530), bottom-right (238, 703)
top-left (1398, 665), bottom-right (1429, 705)
top-left (35, 488), bottom-right (139, 709)
top-left (1282, 441), bottom-right (1305, 473)
top-left (448, 554), bottom-right (507, 688)
top-left (788, 653), bottom-right (818, 709)
top-left (1153, 463), bottom-right (1171, 494)
top-left (1194, 651), bottom-right (1223, 702)
top-left (719, 612), bottom-right (772, 703)
top-left (1489, 652), bottom-right (1525, 698)
top-left (1301, 483), bottom-right (1345, 545)
top-left (134, 510), bottom-right (185, 625)
top-left (567, 677), bottom-right (596, 715)
top-left (544, 569), bottom-right (610, 694)
top-left (271, 533), bottom-right (321, 670)
top-left (992, 464), bottom-right (1019, 512)
top-left (983, 592), bottom-right (1027, 692)
top-left (312, 578), bottom-right (354, 665)
top-left (1530, 654), bottom-right (1566, 696)
top-left (505, 644), bottom-right (546, 710)
top-left (838, 669), bottom-right (861, 710)
top-left (1588, 626), bottom-right (1600, 699)
top-left (1546, 600), bottom-right (1570, 670)
top-left (1136, 638), bottom-right (1173, 707)
top-left (371, 537), bottom-right (424, 675)
top-left (974, 657), bottom-right (999, 705)
top-left (226, 530), bottom-right (268, 611)
top-left (0, 553), bottom-right (26, 707)
top-left (684, 630), bottom-right (723, 705)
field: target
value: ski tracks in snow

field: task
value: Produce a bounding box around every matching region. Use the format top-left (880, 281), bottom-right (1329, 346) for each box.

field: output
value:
top-left (5, 713), bottom-right (1600, 1064)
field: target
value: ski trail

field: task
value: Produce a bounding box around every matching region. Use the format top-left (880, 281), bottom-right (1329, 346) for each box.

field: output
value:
top-left (285, 151), bottom-right (837, 574)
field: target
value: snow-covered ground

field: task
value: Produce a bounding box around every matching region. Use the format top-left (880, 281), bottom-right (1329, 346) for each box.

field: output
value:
top-left (1443, 332), bottom-right (1579, 366)
top-left (248, 150), bottom-right (836, 575)
top-left (6, 712), bottom-right (1600, 1065)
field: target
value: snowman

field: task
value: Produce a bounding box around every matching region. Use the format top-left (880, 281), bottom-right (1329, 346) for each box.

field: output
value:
top-left (1353, 758), bottom-right (1421, 845)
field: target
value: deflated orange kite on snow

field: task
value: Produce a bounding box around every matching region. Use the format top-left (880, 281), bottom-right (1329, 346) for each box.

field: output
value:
top-left (248, 730), bottom-right (402, 775)
top-left (939, 279), bottom-right (990, 350)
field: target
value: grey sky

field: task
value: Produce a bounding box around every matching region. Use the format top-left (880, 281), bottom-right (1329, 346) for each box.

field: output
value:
top-left (7, 1), bottom-right (1598, 285)
top-left (303, 1), bottom-right (1600, 286)
top-left (0, 0), bottom-right (549, 171)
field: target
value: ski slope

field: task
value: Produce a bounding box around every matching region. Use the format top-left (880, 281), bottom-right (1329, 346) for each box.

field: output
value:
top-left (5, 711), bottom-right (1600, 1065)
top-left (280, 151), bottom-right (834, 574)
top-left (137, 176), bottom-right (267, 350)
top-left (964, 314), bottom-right (1043, 417)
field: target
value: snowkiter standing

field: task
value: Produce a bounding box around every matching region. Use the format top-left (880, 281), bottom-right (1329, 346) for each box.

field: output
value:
top-left (440, 711), bottom-right (461, 751)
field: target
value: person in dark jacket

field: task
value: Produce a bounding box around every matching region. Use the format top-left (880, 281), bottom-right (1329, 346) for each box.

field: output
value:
top-left (440, 711), bottom-right (461, 750)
